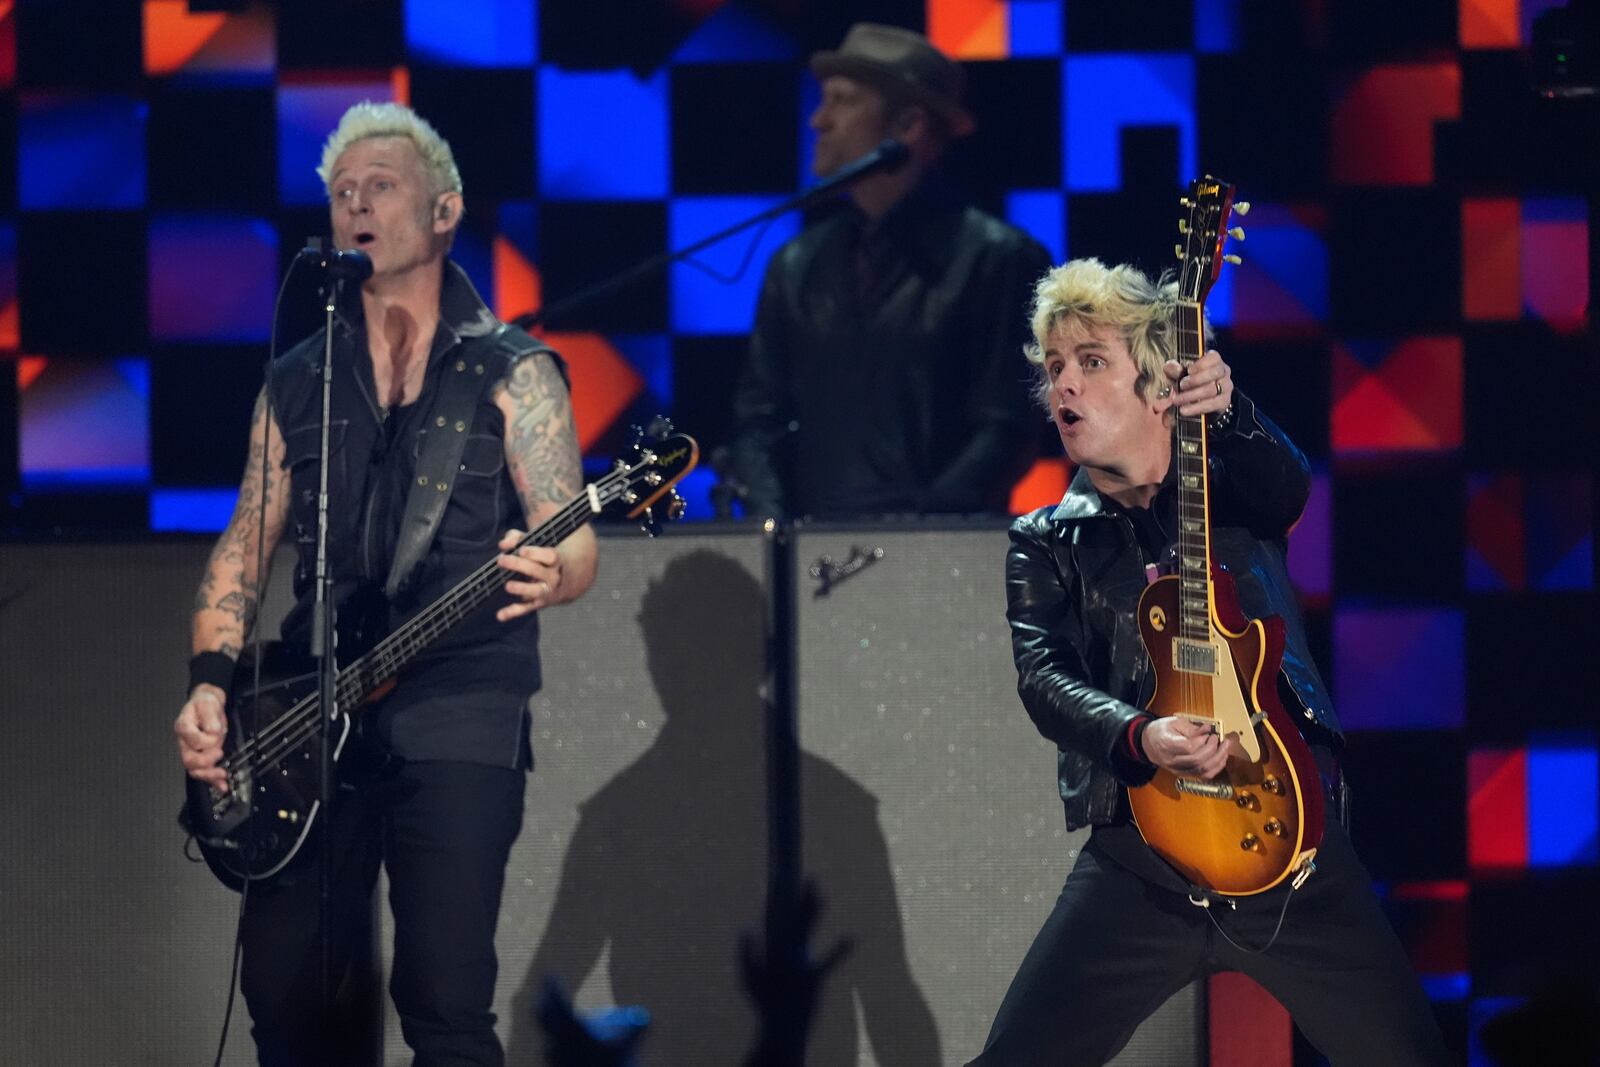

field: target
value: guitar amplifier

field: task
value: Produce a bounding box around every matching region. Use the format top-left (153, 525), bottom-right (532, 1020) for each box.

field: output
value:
top-left (0, 533), bottom-right (1200, 1066)
top-left (789, 523), bottom-right (1203, 1067)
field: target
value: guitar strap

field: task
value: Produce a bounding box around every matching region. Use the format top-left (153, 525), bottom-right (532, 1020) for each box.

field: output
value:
top-left (385, 324), bottom-right (549, 601)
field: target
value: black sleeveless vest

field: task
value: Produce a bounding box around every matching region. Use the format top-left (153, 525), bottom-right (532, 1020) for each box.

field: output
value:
top-left (268, 263), bottom-right (558, 768)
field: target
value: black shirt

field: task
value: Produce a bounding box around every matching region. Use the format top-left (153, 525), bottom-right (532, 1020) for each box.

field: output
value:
top-left (729, 178), bottom-right (1053, 519)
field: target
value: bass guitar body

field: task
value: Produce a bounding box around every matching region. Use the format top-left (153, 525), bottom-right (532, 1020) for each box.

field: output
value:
top-left (181, 643), bottom-right (354, 891)
top-left (1128, 565), bottom-right (1325, 896)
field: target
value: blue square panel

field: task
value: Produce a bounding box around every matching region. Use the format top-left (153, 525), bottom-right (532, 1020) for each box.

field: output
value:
top-left (796, 75), bottom-right (821, 188)
top-left (669, 196), bottom-right (800, 334)
top-left (538, 68), bottom-right (668, 199)
top-left (19, 93), bottom-right (147, 209)
top-left (1208, 203), bottom-right (1329, 332)
top-left (1333, 606), bottom-right (1464, 730)
top-left (1010, 1), bottom-right (1064, 58)
top-left (1063, 55), bottom-right (1196, 192)
top-left (278, 80), bottom-right (396, 206)
top-left (404, 0), bottom-right (535, 66)
top-left (1194, 0), bottom-right (1242, 53)
top-left (1527, 744), bottom-right (1598, 867)
top-left (150, 488), bottom-right (238, 532)
top-left (1006, 190), bottom-right (1066, 263)
top-left (149, 215), bottom-right (277, 342)
top-left (19, 357), bottom-right (150, 486)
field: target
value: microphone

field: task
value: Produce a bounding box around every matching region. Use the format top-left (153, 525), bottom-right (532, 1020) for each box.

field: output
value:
top-left (804, 139), bottom-right (911, 202)
top-left (296, 241), bottom-right (374, 282)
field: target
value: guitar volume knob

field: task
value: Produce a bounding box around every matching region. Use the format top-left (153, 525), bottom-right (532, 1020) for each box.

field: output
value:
top-left (1240, 833), bottom-right (1260, 851)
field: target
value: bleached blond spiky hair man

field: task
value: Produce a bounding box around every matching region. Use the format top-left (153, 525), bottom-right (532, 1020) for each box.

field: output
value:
top-left (1023, 257), bottom-right (1211, 411)
top-left (315, 101), bottom-right (463, 199)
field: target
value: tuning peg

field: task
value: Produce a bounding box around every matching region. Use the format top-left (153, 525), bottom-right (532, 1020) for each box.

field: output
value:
top-left (1178, 218), bottom-right (1189, 234)
top-left (640, 506), bottom-right (661, 538)
top-left (1175, 245), bottom-right (1186, 260)
top-left (1179, 197), bottom-right (1192, 208)
top-left (1232, 200), bottom-right (1251, 216)
top-left (644, 414), bottom-right (674, 438)
top-left (1228, 226), bottom-right (1246, 241)
top-left (1223, 254), bottom-right (1242, 265)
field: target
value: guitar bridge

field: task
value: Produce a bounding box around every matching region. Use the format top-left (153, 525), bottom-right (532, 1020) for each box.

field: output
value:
top-left (1174, 777), bottom-right (1235, 800)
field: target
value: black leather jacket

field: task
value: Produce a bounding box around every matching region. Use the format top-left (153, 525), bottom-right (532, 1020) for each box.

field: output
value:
top-left (1006, 393), bottom-right (1342, 830)
top-left (728, 180), bottom-right (1051, 519)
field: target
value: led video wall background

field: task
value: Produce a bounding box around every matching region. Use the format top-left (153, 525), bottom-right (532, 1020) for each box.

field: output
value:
top-left (0, 1), bottom-right (1594, 1062)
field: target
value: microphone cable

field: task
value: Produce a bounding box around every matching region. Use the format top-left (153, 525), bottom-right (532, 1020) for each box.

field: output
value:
top-left (206, 245), bottom-right (308, 1067)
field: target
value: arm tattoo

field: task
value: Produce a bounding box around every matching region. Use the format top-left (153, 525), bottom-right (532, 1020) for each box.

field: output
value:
top-left (192, 389), bottom-right (288, 653)
top-left (496, 353), bottom-right (583, 519)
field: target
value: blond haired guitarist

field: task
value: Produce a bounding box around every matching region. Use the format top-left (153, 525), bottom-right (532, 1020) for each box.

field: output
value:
top-left (969, 238), bottom-right (1448, 1065)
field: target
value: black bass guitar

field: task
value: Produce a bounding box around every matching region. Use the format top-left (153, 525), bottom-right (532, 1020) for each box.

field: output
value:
top-left (182, 424), bottom-right (698, 890)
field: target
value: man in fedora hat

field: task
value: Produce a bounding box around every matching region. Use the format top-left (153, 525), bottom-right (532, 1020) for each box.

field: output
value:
top-left (726, 23), bottom-right (1051, 520)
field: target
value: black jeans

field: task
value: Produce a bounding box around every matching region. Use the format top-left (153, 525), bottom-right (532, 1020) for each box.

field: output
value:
top-left (969, 821), bottom-right (1451, 1066)
top-left (239, 758), bottom-right (526, 1066)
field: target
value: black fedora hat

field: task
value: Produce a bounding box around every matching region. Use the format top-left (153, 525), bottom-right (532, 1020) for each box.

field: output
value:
top-left (810, 23), bottom-right (976, 137)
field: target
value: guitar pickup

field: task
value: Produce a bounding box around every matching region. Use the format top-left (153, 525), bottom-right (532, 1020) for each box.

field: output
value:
top-left (1172, 637), bottom-right (1218, 675)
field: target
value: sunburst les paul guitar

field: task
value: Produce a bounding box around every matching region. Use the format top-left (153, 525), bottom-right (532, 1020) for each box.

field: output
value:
top-left (182, 422), bottom-right (698, 890)
top-left (1125, 179), bottom-right (1325, 896)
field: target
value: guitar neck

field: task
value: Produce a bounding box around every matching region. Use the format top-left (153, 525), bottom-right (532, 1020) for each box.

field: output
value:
top-left (1173, 298), bottom-right (1212, 640)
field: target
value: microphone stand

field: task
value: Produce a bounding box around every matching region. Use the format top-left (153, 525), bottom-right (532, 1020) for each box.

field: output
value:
top-left (518, 139), bottom-right (908, 328)
top-left (312, 267), bottom-right (341, 1036)
top-left (511, 143), bottom-right (908, 1059)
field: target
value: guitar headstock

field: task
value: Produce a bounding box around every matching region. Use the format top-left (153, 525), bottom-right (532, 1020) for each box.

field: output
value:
top-left (601, 417), bottom-right (699, 535)
top-left (1175, 175), bottom-right (1247, 305)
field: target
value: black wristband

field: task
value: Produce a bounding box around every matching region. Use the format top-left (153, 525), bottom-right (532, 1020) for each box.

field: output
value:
top-left (188, 651), bottom-right (237, 699)
top-left (1131, 716), bottom-right (1155, 763)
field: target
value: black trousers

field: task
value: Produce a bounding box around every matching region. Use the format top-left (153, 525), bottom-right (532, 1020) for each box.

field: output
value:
top-left (969, 821), bottom-right (1451, 1066)
top-left (240, 758), bottom-right (526, 1066)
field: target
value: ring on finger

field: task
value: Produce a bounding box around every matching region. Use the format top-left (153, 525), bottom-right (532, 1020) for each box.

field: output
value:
top-left (1215, 379), bottom-right (1224, 396)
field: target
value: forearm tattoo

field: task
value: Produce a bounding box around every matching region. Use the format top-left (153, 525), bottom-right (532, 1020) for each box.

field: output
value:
top-left (193, 390), bottom-right (286, 652)
top-left (497, 353), bottom-right (583, 517)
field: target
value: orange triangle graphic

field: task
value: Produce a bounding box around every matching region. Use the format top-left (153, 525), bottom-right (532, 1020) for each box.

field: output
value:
top-left (1009, 457), bottom-right (1070, 514)
top-left (143, 0), bottom-right (226, 77)
top-left (492, 237), bottom-right (541, 325)
top-left (17, 355), bottom-right (47, 391)
top-left (540, 330), bottom-right (643, 452)
top-left (492, 241), bottom-right (641, 451)
top-left (1382, 337), bottom-right (1463, 448)
top-left (1332, 375), bottom-right (1439, 451)
top-left (929, 0), bottom-right (1007, 59)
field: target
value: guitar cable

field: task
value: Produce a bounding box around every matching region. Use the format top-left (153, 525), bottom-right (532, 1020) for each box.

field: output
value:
top-left (1188, 862), bottom-right (1311, 956)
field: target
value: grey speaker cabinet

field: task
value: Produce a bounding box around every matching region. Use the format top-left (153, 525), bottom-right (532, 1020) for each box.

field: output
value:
top-left (0, 531), bottom-right (1198, 1066)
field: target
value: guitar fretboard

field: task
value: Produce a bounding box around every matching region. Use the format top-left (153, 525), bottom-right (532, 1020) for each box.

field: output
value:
top-left (1173, 299), bottom-right (1211, 641)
